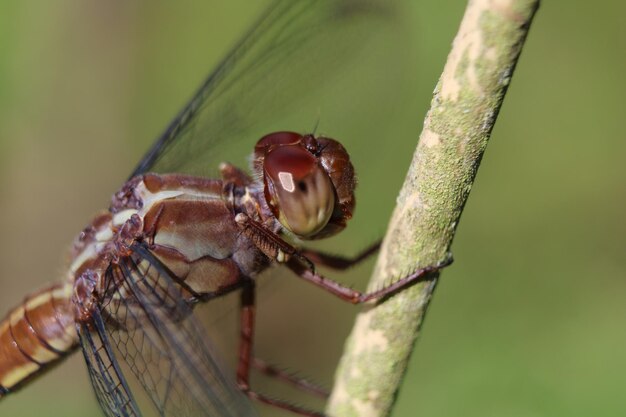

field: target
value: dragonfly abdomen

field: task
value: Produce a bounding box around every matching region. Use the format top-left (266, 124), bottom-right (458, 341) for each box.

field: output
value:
top-left (0, 282), bottom-right (78, 396)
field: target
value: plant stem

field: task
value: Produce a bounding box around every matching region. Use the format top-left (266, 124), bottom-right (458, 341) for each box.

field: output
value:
top-left (326, 0), bottom-right (540, 416)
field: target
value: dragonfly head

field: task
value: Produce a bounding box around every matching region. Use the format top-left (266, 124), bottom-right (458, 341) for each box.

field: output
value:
top-left (254, 131), bottom-right (355, 239)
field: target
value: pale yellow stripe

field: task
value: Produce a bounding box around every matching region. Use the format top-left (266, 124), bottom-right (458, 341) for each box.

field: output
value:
top-left (0, 319), bottom-right (9, 336)
top-left (23, 291), bottom-right (52, 311)
top-left (1, 362), bottom-right (39, 389)
top-left (45, 327), bottom-right (78, 352)
top-left (8, 307), bottom-right (25, 328)
top-left (28, 345), bottom-right (59, 363)
top-left (112, 208), bottom-right (138, 227)
top-left (51, 283), bottom-right (72, 300)
top-left (8, 307), bottom-right (59, 361)
top-left (94, 227), bottom-right (114, 242)
top-left (69, 243), bottom-right (98, 274)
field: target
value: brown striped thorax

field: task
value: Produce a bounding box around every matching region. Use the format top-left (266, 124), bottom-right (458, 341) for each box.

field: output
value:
top-left (0, 132), bottom-right (356, 398)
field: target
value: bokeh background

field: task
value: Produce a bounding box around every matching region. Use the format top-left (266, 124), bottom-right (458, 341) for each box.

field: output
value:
top-left (0, 1), bottom-right (624, 417)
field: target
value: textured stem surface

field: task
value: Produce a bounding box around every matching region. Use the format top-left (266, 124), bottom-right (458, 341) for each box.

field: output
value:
top-left (326, 1), bottom-right (540, 416)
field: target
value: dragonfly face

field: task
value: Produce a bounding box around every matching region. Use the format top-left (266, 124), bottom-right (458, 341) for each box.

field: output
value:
top-left (0, 0), bottom-right (428, 416)
top-left (254, 132), bottom-right (355, 239)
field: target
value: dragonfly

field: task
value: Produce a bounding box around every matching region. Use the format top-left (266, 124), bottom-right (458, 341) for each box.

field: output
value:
top-left (0, 0), bottom-right (450, 416)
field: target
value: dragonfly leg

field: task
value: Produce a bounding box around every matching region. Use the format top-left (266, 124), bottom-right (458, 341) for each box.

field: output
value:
top-left (300, 240), bottom-right (381, 270)
top-left (245, 391), bottom-right (326, 417)
top-left (235, 213), bottom-right (452, 303)
top-left (286, 254), bottom-right (453, 304)
top-left (235, 213), bottom-right (315, 270)
top-left (251, 357), bottom-right (329, 398)
top-left (236, 280), bottom-right (327, 416)
top-left (236, 214), bottom-right (380, 271)
top-left (236, 279), bottom-right (256, 389)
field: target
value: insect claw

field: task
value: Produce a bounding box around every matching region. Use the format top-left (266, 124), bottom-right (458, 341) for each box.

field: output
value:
top-left (438, 252), bottom-right (454, 268)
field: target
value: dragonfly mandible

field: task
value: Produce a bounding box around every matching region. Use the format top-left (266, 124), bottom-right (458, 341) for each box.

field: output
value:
top-left (0, 1), bottom-right (450, 416)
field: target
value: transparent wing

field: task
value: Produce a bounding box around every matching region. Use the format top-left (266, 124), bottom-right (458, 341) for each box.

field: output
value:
top-left (78, 313), bottom-right (142, 417)
top-left (131, 0), bottom-right (411, 178)
top-left (86, 242), bottom-right (255, 417)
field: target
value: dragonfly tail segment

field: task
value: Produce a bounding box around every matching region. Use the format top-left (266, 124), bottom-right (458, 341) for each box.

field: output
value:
top-left (0, 282), bottom-right (78, 397)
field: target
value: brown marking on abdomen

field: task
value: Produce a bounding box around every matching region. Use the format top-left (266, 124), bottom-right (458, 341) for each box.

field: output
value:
top-left (0, 283), bottom-right (78, 393)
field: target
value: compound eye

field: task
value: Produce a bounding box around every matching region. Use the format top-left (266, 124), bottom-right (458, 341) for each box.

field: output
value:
top-left (264, 144), bottom-right (335, 237)
top-left (256, 131), bottom-right (302, 150)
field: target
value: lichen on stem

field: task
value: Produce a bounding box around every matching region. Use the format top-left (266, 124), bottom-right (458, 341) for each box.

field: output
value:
top-left (326, 1), bottom-right (540, 416)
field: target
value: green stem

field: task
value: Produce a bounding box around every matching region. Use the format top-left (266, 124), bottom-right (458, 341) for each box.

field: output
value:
top-left (326, 0), bottom-right (540, 416)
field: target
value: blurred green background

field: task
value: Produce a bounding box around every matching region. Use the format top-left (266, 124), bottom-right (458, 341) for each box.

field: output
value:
top-left (0, 1), bottom-right (624, 417)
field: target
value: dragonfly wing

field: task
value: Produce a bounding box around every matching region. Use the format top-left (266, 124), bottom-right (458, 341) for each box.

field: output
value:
top-left (86, 242), bottom-right (255, 417)
top-left (77, 312), bottom-right (142, 417)
top-left (131, 0), bottom-right (406, 177)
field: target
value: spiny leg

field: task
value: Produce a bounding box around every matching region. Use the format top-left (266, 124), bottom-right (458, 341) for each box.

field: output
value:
top-left (236, 280), bottom-right (326, 417)
top-left (300, 240), bottom-right (381, 270)
top-left (252, 358), bottom-right (329, 399)
top-left (236, 279), bottom-right (255, 391)
top-left (235, 213), bottom-right (380, 272)
top-left (235, 213), bottom-right (452, 415)
top-left (287, 255), bottom-right (452, 304)
top-left (236, 211), bottom-right (452, 304)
